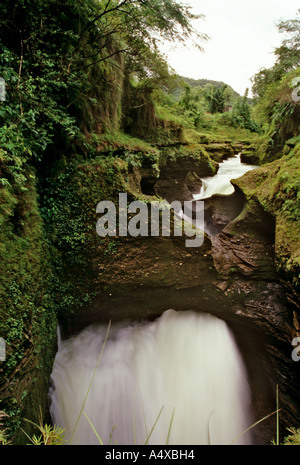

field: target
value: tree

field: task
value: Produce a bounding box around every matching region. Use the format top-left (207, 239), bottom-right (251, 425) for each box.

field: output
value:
top-left (203, 84), bottom-right (228, 114)
top-left (252, 9), bottom-right (300, 100)
top-left (69, 0), bottom-right (208, 83)
top-left (276, 9), bottom-right (300, 66)
top-left (0, 0), bottom-right (208, 185)
top-left (230, 90), bottom-right (260, 132)
top-left (177, 84), bottom-right (205, 128)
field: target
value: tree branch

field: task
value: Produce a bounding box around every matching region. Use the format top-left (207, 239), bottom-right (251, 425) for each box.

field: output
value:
top-left (71, 48), bottom-right (128, 73)
top-left (80, 0), bottom-right (129, 36)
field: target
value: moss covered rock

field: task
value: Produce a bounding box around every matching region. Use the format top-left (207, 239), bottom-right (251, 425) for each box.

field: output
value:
top-left (0, 171), bottom-right (57, 442)
top-left (232, 143), bottom-right (300, 290)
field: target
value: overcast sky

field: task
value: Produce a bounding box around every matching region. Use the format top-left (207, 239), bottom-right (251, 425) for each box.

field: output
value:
top-left (159, 0), bottom-right (299, 96)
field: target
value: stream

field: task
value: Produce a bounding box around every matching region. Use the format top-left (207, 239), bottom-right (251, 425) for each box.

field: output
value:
top-left (193, 153), bottom-right (256, 200)
top-left (49, 154), bottom-right (285, 446)
top-left (180, 153), bottom-right (257, 234)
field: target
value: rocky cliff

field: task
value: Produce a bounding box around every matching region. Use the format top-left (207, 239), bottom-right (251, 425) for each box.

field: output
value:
top-left (1, 133), bottom-right (299, 445)
top-left (57, 141), bottom-right (300, 445)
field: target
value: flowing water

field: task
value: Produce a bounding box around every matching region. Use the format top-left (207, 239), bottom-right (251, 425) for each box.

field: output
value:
top-left (49, 155), bottom-right (258, 445)
top-left (49, 310), bottom-right (253, 445)
top-left (179, 153), bottom-right (257, 234)
top-left (193, 153), bottom-right (257, 200)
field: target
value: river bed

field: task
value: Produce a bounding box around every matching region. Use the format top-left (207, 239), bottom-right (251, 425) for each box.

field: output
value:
top-left (48, 154), bottom-right (299, 445)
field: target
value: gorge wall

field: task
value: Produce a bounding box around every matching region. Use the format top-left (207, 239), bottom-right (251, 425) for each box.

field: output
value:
top-left (1, 124), bottom-right (299, 444)
top-left (54, 140), bottom-right (300, 446)
top-left (1, 0), bottom-right (299, 447)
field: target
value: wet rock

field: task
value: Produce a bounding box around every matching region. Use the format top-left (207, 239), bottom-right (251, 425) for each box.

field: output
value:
top-left (59, 150), bottom-right (300, 445)
top-left (240, 146), bottom-right (260, 165)
top-left (186, 171), bottom-right (203, 194)
top-left (183, 188), bottom-right (246, 236)
top-left (207, 191), bottom-right (300, 444)
top-left (140, 145), bottom-right (218, 203)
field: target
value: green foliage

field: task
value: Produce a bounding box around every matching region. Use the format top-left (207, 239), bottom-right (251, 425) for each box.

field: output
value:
top-left (230, 91), bottom-right (261, 132)
top-left (252, 9), bottom-right (300, 101)
top-left (0, 0), bottom-right (84, 185)
top-left (0, 0), bottom-right (210, 328)
top-left (203, 84), bottom-right (228, 114)
top-left (178, 85), bottom-right (206, 128)
top-left (250, 10), bottom-right (300, 163)
top-left (0, 0), bottom-right (208, 181)
top-left (1, 0), bottom-right (297, 446)
top-left (0, 172), bottom-right (57, 440)
top-left (252, 68), bottom-right (300, 162)
top-left (233, 142), bottom-right (300, 289)
top-left (38, 154), bottom-right (138, 319)
top-left (155, 80), bottom-right (259, 138)
top-left (22, 418), bottom-right (66, 445)
top-left (0, 411), bottom-right (11, 445)
top-left (283, 428), bottom-right (300, 445)
top-left (0, 1), bottom-right (208, 441)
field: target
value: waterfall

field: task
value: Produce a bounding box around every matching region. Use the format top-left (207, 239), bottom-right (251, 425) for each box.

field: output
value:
top-left (49, 310), bottom-right (253, 445)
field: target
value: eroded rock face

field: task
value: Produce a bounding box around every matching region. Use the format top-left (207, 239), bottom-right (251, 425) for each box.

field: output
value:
top-left (139, 145), bottom-right (219, 203)
top-left (208, 201), bottom-right (300, 445)
top-left (61, 189), bottom-right (300, 445)
top-left (59, 149), bottom-right (300, 446)
top-left (182, 188), bottom-right (300, 444)
top-left (183, 189), bottom-right (246, 237)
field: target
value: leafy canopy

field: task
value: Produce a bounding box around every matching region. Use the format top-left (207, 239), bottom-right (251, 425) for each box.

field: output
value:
top-left (0, 0), bottom-right (207, 188)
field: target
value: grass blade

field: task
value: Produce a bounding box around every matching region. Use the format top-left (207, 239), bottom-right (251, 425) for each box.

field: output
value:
top-left (83, 411), bottom-right (104, 445)
top-left (207, 410), bottom-right (215, 445)
top-left (230, 408), bottom-right (281, 445)
top-left (144, 405), bottom-right (164, 445)
top-left (276, 384), bottom-right (280, 445)
top-left (70, 320), bottom-right (111, 444)
top-left (166, 408), bottom-right (175, 445)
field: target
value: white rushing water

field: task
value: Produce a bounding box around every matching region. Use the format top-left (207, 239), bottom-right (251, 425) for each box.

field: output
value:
top-left (193, 154), bottom-right (257, 200)
top-left (49, 310), bottom-right (253, 445)
top-left (178, 154), bottom-right (258, 233)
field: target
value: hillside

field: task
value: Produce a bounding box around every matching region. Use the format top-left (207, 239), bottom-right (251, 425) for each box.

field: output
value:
top-left (175, 76), bottom-right (242, 99)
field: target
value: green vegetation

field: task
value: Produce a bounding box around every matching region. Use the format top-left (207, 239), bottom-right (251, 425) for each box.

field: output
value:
top-left (251, 10), bottom-right (300, 163)
top-left (0, 0), bottom-right (208, 441)
top-left (282, 428), bottom-right (300, 445)
top-left (233, 144), bottom-right (300, 290)
top-left (0, 0), bottom-right (299, 445)
top-left (155, 77), bottom-right (260, 138)
top-left (0, 171), bottom-right (57, 439)
top-left (231, 10), bottom-right (300, 288)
